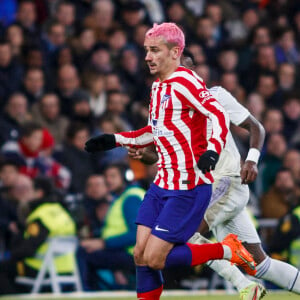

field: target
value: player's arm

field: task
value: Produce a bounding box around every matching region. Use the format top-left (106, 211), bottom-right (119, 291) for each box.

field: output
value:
top-left (215, 86), bottom-right (265, 183)
top-left (85, 125), bottom-right (154, 153)
top-left (239, 115), bottom-right (265, 183)
top-left (174, 80), bottom-right (229, 173)
top-left (128, 144), bottom-right (158, 165)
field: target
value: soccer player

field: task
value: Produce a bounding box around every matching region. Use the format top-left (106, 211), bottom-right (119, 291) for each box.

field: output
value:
top-left (85, 23), bottom-right (256, 299)
top-left (131, 59), bottom-right (300, 298)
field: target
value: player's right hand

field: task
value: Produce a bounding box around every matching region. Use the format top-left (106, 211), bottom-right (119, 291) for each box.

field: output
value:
top-left (85, 134), bottom-right (116, 153)
top-left (241, 160), bottom-right (258, 184)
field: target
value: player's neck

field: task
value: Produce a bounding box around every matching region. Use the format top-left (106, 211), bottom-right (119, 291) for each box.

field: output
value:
top-left (158, 62), bottom-right (180, 82)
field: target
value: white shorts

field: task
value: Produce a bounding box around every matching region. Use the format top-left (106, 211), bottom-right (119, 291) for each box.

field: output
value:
top-left (204, 176), bottom-right (261, 244)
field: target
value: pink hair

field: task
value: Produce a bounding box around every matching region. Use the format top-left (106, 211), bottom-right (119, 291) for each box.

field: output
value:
top-left (145, 23), bottom-right (185, 55)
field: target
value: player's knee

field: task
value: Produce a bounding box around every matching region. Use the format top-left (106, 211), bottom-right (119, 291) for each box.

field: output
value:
top-left (144, 252), bottom-right (165, 270)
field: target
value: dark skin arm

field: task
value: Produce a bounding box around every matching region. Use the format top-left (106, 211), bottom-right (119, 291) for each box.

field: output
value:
top-left (239, 114), bottom-right (265, 184)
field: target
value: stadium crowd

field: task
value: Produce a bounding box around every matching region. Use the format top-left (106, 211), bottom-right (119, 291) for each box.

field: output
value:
top-left (0, 0), bottom-right (300, 294)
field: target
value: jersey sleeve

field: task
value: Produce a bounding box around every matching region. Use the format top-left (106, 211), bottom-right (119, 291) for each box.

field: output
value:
top-left (213, 86), bottom-right (250, 126)
top-left (173, 80), bottom-right (229, 154)
top-left (114, 125), bottom-right (154, 148)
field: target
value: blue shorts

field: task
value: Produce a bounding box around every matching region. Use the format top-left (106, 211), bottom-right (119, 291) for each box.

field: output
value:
top-left (136, 183), bottom-right (212, 243)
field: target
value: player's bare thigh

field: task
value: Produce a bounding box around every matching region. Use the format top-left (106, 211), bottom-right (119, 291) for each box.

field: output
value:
top-left (134, 225), bottom-right (152, 265)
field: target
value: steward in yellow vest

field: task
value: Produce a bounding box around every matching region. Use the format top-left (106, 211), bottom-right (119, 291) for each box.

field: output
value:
top-left (77, 180), bottom-right (144, 291)
top-left (270, 205), bottom-right (300, 268)
top-left (0, 177), bottom-right (76, 295)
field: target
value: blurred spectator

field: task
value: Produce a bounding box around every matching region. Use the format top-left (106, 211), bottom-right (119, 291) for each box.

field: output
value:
top-left (260, 133), bottom-right (287, 194)
top-left (53, 0), bottom-right (76, 37)
top-left (56, 64), bottom-right (81, 116)
top-left (119, 47), bottom-right (146, 102)
top-left (73, 28), bottom-right (96, 71)
top-left (2, 122), bottom-right (44, 178)
top-left (89, 43), bottom-right (112, 73)
top-left (71, 89), bottom-right (95, 131)
top-left (283, 149), bottom-right (300, 197)
top-left (5, 24), bottom-right (24, 60)
top-left (255, 72), bottom-right (281, 108)
top-left (105, 72), bottom-right (122, 91)
top-left (23, 46), bottom-right (44, 69)
top-left (0, 93), bottom-right (30, 146)
top-left (187, 43), bottom-right (206, 65)
top-left (83, 71), bottom-right (107, 117)
top-left (42, 21), bottom-right (67, 68)
top-left (105, 90), bottom-right (132, 130)
top-left (15, 0), bottom-right (40, 44)
top-left (0, 160), bottom-right (19, 251)
top-left (261, 168), bottom-right (297, 219)
top-left (219, 71), bottom-right (246, 103)
top-left (56, 122), bottom-right (97, 193)
top-left (275, 27), bottom-right (300, 64)
top-left (0, 40), bottom-right (23, 103)
top-left (205, 1), bottom-right (228, 43)
top-left (193, 15), bottom-right (219, 65)
top-left (263, 109), bottom-right (283, 135)
top-left (217, 47), bottom-right (238, 73)
top-left (132, 24), bottom-right (150, 60)
top-left (165, 1), bottom-right (192, 41)
top-left (278, 63), bottom-right (296, 92)
top-left (282, 94), bottom-right (300, 144)
top-left (120, 1), bottom-right (148, 37)
top-left (194, 63), bottom-right (212, 87)
top-left (77, 164), bottom-right (144, 290)
top-left (0, 160), bottom-right (20, 201)
top-left (0, 176), bottom-right (76, 295)
top-left (246, 92), bottom-right (265, 122)
top-left (21, 67), bottom-right (45, 106)
top-left (83, 174), bottom-right (110, 237)
top-left (31, 93), bottom-right (69, 145)
top-left (2, 123), bottom-right (70, 189)
top-left (107, 27), bottom-right (128, 60)
top-left (96, 114), bottom-right (129, 170)
top-left (83, 0), bottom-right (115, 43)
top-left (242, 45), bottom-right (277, 92)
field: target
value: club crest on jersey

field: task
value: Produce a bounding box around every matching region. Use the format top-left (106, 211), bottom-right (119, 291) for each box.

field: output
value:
top-left (160, 94), bottom-right (171, 109)
top-left (152, 118), bottom-right (157, 126)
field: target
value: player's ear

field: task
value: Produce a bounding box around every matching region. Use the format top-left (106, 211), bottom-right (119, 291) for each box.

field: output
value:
top-left (171, 46), bottom-right (180, 59)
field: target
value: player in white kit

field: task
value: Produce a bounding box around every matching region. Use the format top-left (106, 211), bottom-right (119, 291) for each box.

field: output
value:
top-left (130, 83), bottom-right (300, 299)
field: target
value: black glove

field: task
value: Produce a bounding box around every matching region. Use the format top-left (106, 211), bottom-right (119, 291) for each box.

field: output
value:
top-left (197, 150), bottom-right (219, 174)
top-left (85, 134), bottom-right (116, 153)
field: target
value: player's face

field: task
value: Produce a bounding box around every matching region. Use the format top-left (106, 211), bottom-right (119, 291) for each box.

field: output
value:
top-left (144, 36), bottom-right (174, 77)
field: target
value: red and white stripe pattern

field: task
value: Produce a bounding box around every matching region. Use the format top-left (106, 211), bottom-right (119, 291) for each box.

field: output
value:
top-left (115, 66), bottom-right (229, 190)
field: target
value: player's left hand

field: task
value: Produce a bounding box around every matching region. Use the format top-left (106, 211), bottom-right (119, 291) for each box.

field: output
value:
top-left (241, 160), bottom-right (258, 184)
top-left (197, 150), bottom-right (219, 174)
top-left (127, 147), bottom-right (143, 160)
top-left (81, 238), bottom-right (105, 252)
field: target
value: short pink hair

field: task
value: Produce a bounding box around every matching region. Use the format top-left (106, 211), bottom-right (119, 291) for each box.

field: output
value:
top-left (145, 23), bottom-right (185, 55)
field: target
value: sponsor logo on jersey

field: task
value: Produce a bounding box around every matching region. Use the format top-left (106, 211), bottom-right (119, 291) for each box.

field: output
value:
top-left (199, 89), bottom-right (213, 104)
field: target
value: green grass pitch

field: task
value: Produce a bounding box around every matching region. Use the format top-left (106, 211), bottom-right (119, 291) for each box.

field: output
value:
top-left (0, 292), bottom-right (298, 300)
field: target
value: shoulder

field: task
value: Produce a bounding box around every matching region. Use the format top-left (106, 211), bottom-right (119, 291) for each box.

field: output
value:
top-left (169, 67), bottom-right (205, 90)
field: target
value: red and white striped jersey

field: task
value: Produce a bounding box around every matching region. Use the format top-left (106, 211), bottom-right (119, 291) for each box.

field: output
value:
top-left (115, 66), bottom-right (229, 190)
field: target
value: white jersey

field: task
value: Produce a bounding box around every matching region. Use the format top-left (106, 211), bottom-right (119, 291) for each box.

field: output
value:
top-left (208, 86), bottom-right (250, 179)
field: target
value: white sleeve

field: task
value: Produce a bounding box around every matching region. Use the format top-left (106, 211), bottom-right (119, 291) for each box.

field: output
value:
top-left (211, 87), bottom-right (250, 126)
